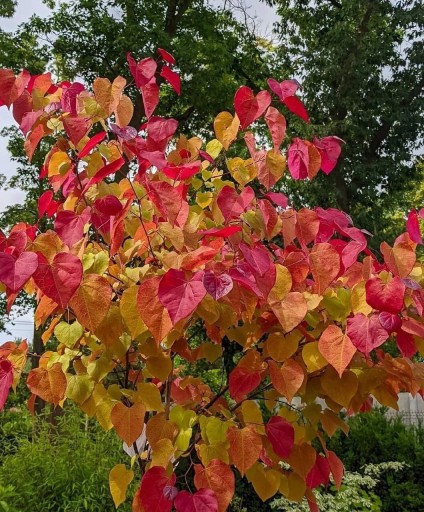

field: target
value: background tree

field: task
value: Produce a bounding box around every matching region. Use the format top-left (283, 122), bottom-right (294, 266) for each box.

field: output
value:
top-left (267, 0), bottom-right (424, 247)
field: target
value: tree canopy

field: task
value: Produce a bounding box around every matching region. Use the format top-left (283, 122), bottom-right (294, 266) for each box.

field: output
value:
top-left (0, 47), bottom-right (423, 510)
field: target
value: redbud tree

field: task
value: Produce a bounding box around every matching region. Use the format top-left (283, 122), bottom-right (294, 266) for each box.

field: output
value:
top-left (0, 49), bottom-right (423, 512)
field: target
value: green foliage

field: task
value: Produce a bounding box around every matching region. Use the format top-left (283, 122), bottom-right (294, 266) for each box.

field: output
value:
top-left (0, 407), bottom-right (135, 512)
top-left (269, 0), bottom-right (424, 247)
top-left (328, 409), bottom-right (424, 512)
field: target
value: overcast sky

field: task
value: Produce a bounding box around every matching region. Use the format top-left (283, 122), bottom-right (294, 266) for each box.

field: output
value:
top-left (0, 0), bottom-right (278, 343)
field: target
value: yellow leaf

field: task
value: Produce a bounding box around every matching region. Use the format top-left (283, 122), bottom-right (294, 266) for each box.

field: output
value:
top-left (146, 353), bottom-right (173, 381)
top-left (115, 95), bottom-right (134, 127)
top-left (151, 438), bottom-right (175, 468)
top-left (120, 286), bottom-right (147, 338)
top-left (48, 151), bottom-right (71, 177)
top-left (109, 464), bottom-right (133, 508)
top-left (264, 330), bottom-right (301, 362)
top-left (268, 264), bottom-right (292, 303)
top-left (287, 472), bottom-right (306, 502)
top-left (214, 111), bottom-right (240, 150)
top-left (134, 383), bottom-right (164, 412)
top-left (321, 368), bottom-right (359, 408)
top-left (241, 400), bottom-right (265, 434)
top-left (266, 150), bottom-right (286, 180)
top-left (205, 139), bottom-right (223, 159)
top-left (146, 413), bottom-right (178, 450)
top-left (54, 321), bottom-right (83, 348)
top-left (198, 442), bottom-right (229, 466)
top-left (246, 463), bottom-right (281, 501)
top-left (66, 374), bottom-right (95, 404)
top-left (302, 341), bottom-right (328, 373)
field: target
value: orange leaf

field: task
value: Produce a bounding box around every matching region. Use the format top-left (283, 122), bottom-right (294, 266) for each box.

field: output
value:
top-left (137, 277), bottom-right (172, 344)
top-left (380, 239), bottom-right (416, 278)
top-left (194, 460), bottom-right (235, 512)
top-left (111, 402), bottom-right (146, 446)
top-left (270, 292), bottom-right (307, 332)
top-left (318, 325), bottom-right (356, 377)
top-left (309, 243), bottom-right (340, 294)
top-left (227, 426), bottom-right (262, 476)
top-left (70, 274), bottom-right (112, 332)
top-left (26, 362), bottom-right (66, 405)
top-left (268, 359), bottom-right (304, 401)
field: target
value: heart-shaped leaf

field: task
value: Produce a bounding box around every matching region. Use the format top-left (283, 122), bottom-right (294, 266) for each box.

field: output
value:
top-left (234, 86), bottom-right (271, 130)
top-left (0, 251), bottom-right (38, 292)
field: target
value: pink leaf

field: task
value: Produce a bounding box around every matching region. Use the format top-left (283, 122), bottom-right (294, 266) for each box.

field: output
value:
top-left (347, 314), bottom-right (389, 357)
top-left (160, 66), bottom-right (181, 95)
top-left (265, 106), bottom-right (286, 150)
top-left (239, 242), bottom-right (272, 277)
top-left (314, 136), bottom-right (344, 174)
top-left (264, 192), bottom-right (288, 208)
top-left (283, 96), bottom-right (310, 123)
top-left (127, 53), bottom-right (157, 88)
top-left (110, 124), bottom-right (138, 140)
top-left (365, 276), bottom-right (405, 314)
top-left (0, 252), bottom-right (38, 292)
top-left (378, 312), bottom-right (402, 333)
top-left (287, 138), bottom-right (309, 180)
top-left (234, 86), bottom-right (271, 130)
top-left (0, 359), bottom-right (13, 410)
top-left (406, 210), bottom-right (422, 244)
top-left (217, 186), bottom-right (255, 222)
top-left (32, 252), bottom-right (83, 309)
top-left (267, 78), bottom-right (300, 100)
top-left (54, 207), bottom-right (91, 247)
top-left (202, 271), bottom-right (233, 300)
top-left (265, 416), bottom-right (295, 459)
top-left (174, 489), bottom-right (219, 512)
top-left (158, 269), bottom-right (206, 325)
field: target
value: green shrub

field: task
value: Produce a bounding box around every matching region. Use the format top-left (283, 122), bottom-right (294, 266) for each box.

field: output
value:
top-left (0, 406), bottom-right (136, 512)
top-left (328, 409), bottom-right (424, 512)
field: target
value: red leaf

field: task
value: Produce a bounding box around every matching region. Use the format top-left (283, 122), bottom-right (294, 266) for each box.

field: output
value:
top-left (347, 313), bottom-right (389, 357)
top-left (306, 454), bottom-right (331, 488)
top-left (162, 161), bottom-right (200, 180)
top-left (396, 329), bottom-right (417, 358)
top-left (82, 157), bottom-right (125, 193)
top-left (141, 79), bottom-right (159, 119)
top-left (174, 489), bottom-right (218, 512)
top-left (0, 359), bottom-right (13, 410)
top-left (157, 48), bottom-right (176, 65)
top-left (146, 116), bottom-right (178, 145)
top-left (234, 86), bottom-right (271, 130)
top-left (287, 138), bottom-right (309, 180)
top-left (267, 78), bottom-right (300, 101)
top-left (62, 116), bottom-right (91, 146)
top-left (37, 190), bottom-right (59, 218)
top-left (0, 252), bottom-right (38, 292)
top-left (148, 181), bottom-right (185, 227)
top-left (283, 96), bottom-right (310, 123)
top-left (326, 450), bottom-right (344, 489)
top-left (139, 467), bottom-right (176, 512)
top-left (265, 416), bottom-right (295, 458)
top-left (0, 69), bottom-right (29, 107)
top-left (203, 271), bottom-right (233, 300)
top-left (158, 269), bottom-right (206, 325)
top-left (160, 66), bottom-right (181, 95)
top-left (365, 276), bottom-right (405, 314)
top-left (406, 210), bottom-right (422, 244)
top-left (217, 186), bottom-right (254, 222)
top-left (54, 207), bottom-right (91, 247)
top-left (229, 367), bottom-right (261, 400)
top-left (32, 252), bottom-right (83, 308)
top-left (199, 226), bottom-right (242, 238)
top-left (78, 131), bottom-right (107, 159)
